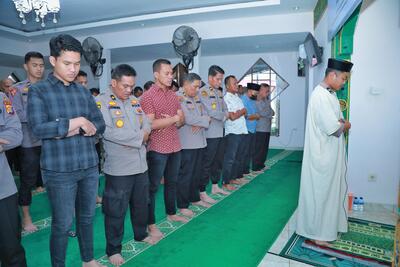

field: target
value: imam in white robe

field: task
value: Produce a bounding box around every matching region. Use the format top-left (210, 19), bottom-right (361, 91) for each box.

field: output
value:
top-left (296, 84), bottom-right (348, 241)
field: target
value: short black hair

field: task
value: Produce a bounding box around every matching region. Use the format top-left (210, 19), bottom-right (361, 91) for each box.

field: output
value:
top-left (89, 88), bottom-right (100, 95)
top-left (24, 51), bottom-right (44, 63)
top-left (134, 86), bottom-right (143, 94)
top-left (143, 80), bottom-right (154, 91)
top-left (224, 75), bottom-right (236, 87)
top-left (153, 59), bottom-right (171, 73)
top-left (182, 73), bottom-right (201, 84)
top-left (260, 83), bottom-right (270, 88)
top-left (111, 64), bottom-right (137, 80)
top-left (49, 34), bottom-right (83, 58)
top-left (208, 65), bottom-right (225, 77)
top-left (77, 70), bottom-right (87, 77)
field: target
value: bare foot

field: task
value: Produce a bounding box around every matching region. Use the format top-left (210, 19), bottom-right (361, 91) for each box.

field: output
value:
top-left (222, 184), bottom-right (237, 191)
top-left (96, 195), bottom-right (103, 204)
top-left (238, 178), bottom-right (249, 184)
top-left (252, 170), bottom-right (264, 174)
top-left (22, 215), bottom-right (38, 233)
top-left (179, 208), bottom-right (194, 217)
top-left (200, 192), bottom-right (216, 204)
top-left (160, 177), bottom-right (165, 185)
top-left (148, 224), bottom-right (164, 237)
top-left (192, 200), bottom-right (211, 208)
top-left (35, 186), bottom-right (45, 193)
top-left (141, 235), bottom-right (161, 245)
top-left (83, 259), bottom-right (106, 267)
top-left (167, 214), bottom-right (189, 223)
top-left (230, 179), bottom-right (243, 185)
top-left (211, 185), bottom-right (230, 195)
top-left (263, 166), bottom-right (270, 170)
top-left (312, 239), bottom-right (331, 247)
top-left (108, 253), bottom-right (124, 267)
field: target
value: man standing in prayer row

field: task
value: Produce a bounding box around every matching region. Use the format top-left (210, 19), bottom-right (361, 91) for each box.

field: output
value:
top-left (296, 58), bottom-right (353, 246)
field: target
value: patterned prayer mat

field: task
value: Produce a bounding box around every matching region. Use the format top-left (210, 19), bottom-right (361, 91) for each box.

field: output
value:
top-left (280, 218), bottom-right (394, 266)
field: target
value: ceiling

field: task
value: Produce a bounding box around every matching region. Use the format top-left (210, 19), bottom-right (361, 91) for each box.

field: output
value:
top-left (111, 32), bottom-right (308, 63)
top-left (0, 0), bottom-right (316, 67)
top-left (1, 0), bottom-right (317, 35)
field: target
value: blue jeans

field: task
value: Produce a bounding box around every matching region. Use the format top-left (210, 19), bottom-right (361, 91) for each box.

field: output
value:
top-left (147, 151), bottom-right (181, 225)
top-left (42, 166), bottom-right (99, 267)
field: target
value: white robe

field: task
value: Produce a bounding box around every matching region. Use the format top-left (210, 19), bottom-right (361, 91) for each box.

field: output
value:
top-left (296, 85), bottom-right (348, 241)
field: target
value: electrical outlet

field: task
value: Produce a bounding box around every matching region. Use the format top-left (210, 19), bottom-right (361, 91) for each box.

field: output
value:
top-left (368, 174), bottom-right (377, 182)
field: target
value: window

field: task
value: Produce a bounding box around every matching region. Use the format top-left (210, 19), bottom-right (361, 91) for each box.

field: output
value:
top-left (238, 58), bottom-right (289, 136)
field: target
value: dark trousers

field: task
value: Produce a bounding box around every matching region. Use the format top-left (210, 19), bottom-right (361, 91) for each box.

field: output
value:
top-left (95, 141), bottom-right (102, 174)
top-left (42, 166), bottom-right (99, 267)
top-left (5, 147), bottom-right (20, 172)
top-left (0, 193), bottom-right (27, 267)
top-left (103, 172), bottom-right (149, 256)
top-left (221, 134), bottom-right (242, 184)
top-left (177, 148), bottom-right (203, 209)
top-left (234, 134), bottom-right (248, 179)
top-left (18, 146), bottom-right (42, 206)
top-left (147, 151), bottom-right (181, 225)
top-left (253, 132), bottom-right (271, 171)
top-left (243, 132), bottom-right (256, 174)
top-left (200, 137), bottom-right (224, 191)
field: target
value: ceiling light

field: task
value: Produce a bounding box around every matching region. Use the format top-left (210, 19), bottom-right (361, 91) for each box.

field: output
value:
top-left (12, 0), bottom-right (60, 28)
top-left (293, 6), bottom-right (300, 11)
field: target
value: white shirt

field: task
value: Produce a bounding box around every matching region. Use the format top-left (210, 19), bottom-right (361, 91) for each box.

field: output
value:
top-left (223, 92), bottom-right (248, 135)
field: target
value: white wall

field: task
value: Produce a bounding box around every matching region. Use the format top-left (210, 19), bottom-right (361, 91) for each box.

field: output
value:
top-left (347, 0), bottom-right (400, 205)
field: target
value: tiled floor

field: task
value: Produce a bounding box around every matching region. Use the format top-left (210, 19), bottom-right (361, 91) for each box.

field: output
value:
top-left (257, 203), bottom-right (398, 267)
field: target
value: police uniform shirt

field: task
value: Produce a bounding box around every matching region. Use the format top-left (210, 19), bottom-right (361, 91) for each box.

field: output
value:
top-left (96, 89), bottom-right (151, 176)
top-left (0, 92), bottom-right (22, 200)
top-left (256, 98), bottom-right (274, 133)
top-left (12, 79), bottom-right (41, 148)
top-left (176, 88), bottom-right (209, 149)
top-left (224, 92), bottom-right (248, 136)
top-left (199, 83), bottom-right (227, 139)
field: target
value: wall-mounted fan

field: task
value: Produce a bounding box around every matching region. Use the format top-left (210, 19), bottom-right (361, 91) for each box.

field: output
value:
top-left (82, 37), bottom-right (106, 77)
top-left (172, 26), bottom-right (201, 70)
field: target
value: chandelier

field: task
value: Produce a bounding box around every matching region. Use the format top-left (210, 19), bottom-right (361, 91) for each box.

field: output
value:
top-left (12, 0), bottom-right (60, 28)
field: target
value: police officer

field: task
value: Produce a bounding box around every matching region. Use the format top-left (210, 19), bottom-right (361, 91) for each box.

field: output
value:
top-left (199, 65), bottom-right (229, 200)
top-left (176, 73), bottom-right (211, 218)
top-left (96, 64), bottom-right (158, 267)
top-left (0, 91), bottom-right (27, 267)
top-left (12, 51), bottom-right (45, 233)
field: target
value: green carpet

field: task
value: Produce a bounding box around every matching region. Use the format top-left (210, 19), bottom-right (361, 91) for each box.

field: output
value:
top-left (280, 218), bottom-right (395, 267)
top-left (21, 149), bottom-right (302, 267)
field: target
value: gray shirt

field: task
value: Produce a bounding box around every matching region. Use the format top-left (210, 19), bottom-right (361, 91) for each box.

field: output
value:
top-left (0, 92), bottom-right (22, 200)
top-left (12, 80), bottom-right (41, 147)
top-left (199, 84), bottom-right (227, 139)
top-left (96, 89), bottom-right (151, 176)
top-left (256, 98), bottom-right (274, 132)
top-left (176, 89), bottom-right (209, 149)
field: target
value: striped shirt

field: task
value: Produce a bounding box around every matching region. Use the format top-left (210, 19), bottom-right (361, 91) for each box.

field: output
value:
top-left (27, 73), bottom-right (105, 172)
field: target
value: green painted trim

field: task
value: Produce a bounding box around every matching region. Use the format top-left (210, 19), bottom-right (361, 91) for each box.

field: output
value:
top-left (314, 0), bottom-right (328, 28)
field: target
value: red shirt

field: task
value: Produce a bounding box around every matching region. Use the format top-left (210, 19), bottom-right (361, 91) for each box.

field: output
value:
top-left (140, 84), bottom-right (182, 153)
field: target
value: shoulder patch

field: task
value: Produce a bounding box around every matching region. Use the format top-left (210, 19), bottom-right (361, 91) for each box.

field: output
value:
top-left (201, 90), bottom-right (208, 97)
top-left (3, 98), bottom-right (14, 114)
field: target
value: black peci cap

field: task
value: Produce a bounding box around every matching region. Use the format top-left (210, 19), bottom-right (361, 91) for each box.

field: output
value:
top-left (327, 58), bottom-right (353, 72)
top-left (247, 83), bottom-right (260, 91)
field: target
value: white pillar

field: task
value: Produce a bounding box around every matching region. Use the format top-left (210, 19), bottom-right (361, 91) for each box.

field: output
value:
top-left (98, 48), bottom-right (111, 92)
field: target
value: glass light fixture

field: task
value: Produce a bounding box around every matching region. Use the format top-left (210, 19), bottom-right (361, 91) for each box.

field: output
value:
top-left (12, 0), bottom-right (60, 28)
